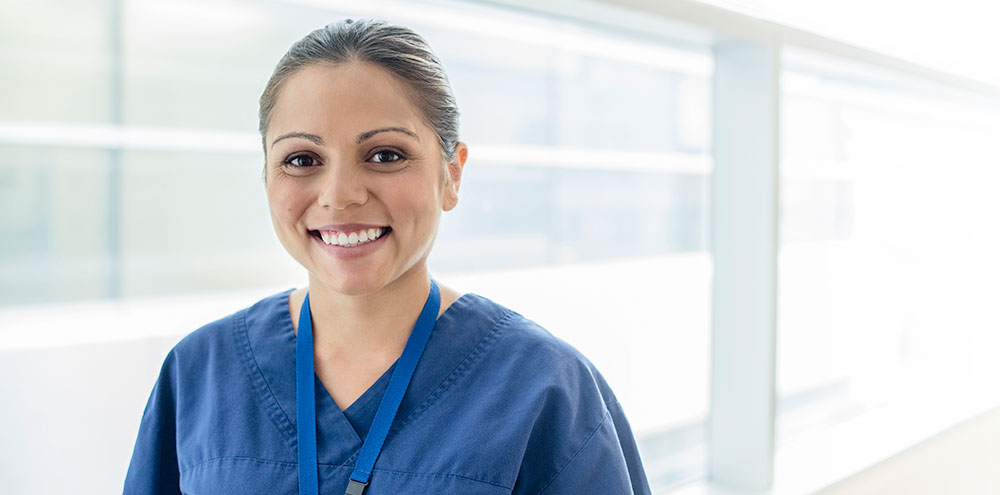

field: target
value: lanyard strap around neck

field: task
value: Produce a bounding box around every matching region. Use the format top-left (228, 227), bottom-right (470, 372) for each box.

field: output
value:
top-left (296, 280), bottom-right (441, 495)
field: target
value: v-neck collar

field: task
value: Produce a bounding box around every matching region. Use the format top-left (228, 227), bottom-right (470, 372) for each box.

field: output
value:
top-left (238, 287), bottom-right (510, 466)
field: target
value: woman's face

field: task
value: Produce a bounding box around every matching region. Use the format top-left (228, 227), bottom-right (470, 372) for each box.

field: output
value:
top-left (264, 62), bottom-right (464, 296)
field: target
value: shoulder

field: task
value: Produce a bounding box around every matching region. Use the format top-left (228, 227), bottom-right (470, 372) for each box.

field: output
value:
top-left (143, 289), bottom-right (294, 420)
top-left (449, 295), bottom-right (641, 492)
top-left (456, 293), bottom-right (620, 411)
top-left (452, 293), bottom-right (576, 352)
top-left (163, 289), bottom-right (293, 373)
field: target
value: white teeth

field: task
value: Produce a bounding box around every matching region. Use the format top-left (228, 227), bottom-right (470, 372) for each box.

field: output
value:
top-left (319, 227), bottom-right (386, 247)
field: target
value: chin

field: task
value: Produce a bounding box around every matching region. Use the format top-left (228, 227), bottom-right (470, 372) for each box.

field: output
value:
top-left (313, 269), bottom-right (389, 296)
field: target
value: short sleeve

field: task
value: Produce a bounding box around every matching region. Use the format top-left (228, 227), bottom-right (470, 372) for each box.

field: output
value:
top-left (536, 402), bottom-right (651, 495)
top-left (507, 330), bottom-right (653, 495)
top-left (608, 400), bottom-right (652, 495)
top-left (123, 351), bottom-right (182, 495)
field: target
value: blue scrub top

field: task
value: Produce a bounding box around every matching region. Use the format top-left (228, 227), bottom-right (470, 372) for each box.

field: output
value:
top-left (124, 290), bottom-right (652, 494)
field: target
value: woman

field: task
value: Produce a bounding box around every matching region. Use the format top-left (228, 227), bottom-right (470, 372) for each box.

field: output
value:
top-left (125, 19), bottom-right (651, 495)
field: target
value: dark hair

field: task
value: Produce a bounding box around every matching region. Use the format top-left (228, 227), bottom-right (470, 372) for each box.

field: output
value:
top-left (258, 19), bottom-right (460, 165)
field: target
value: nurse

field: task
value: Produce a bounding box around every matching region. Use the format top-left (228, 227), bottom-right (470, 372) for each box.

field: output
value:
top-left (125, 19), bottom-right (651, 495)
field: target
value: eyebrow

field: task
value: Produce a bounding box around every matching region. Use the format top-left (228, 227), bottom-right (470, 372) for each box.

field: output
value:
top-left (269, 127), bottom-right (419, 150)
top-left (270, 132), bottom-right (323, 149)
top-left (356, 127), bottom-right (419, 143)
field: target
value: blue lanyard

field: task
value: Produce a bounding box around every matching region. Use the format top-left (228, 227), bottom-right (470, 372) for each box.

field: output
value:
top-left (296, 280), bottom-right (440, 495)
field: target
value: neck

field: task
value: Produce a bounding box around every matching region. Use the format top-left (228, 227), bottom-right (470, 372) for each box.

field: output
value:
top-left (304, 267), bottom-right (432, 360)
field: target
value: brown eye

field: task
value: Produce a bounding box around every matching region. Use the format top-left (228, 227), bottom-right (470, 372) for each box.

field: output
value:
top-left (371, 149), bottom-right (404, 163)
top-left (284, 154), bottom-right (317, 168)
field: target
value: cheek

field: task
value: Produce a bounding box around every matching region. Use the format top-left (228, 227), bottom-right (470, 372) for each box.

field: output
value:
top-left (390, 180), bottom-right (439, 215)
top-left (267, 186), bottom-right (307, 225)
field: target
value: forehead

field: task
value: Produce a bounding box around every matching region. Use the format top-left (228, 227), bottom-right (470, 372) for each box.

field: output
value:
top-left (268, 62), bottom-right (429, 143)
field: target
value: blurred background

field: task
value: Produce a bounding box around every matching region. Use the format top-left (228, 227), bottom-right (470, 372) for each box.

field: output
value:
top-left (1, 0), bottom-right (999, 493)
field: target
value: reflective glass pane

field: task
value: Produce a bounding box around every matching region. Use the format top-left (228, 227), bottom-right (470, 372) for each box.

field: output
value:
top-left (0, 0), bottom-right (114, 123)
top-left (0, 145), bottom-right (112, 305)
top-left (0, 1), bottom-right (712, 492)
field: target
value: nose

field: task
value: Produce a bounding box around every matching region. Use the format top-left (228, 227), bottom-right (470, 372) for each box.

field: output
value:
top-left (317, 160), bottom-right (368, 210)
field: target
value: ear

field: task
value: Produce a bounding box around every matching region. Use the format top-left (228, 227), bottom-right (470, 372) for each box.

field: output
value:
top-left (442, 142), bottom-right (467, 212)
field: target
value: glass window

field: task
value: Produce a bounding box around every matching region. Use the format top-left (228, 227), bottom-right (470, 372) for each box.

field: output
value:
top-left (0, 0), bottom-right (712, 492)
top-left (0, 145), bottom-right (113, 304)
top-left (0, 0), bottom-right (114, 123)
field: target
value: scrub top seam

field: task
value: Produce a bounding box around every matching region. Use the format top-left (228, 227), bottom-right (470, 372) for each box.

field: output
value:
top-left (183, 454), bottom-right (299, 474)
top-left (391, 309), bottom-right (516, 435)
top-left (366, 466), bottom-right (513, 490)
top-left (233, 306), bottom-right (298, 450)
top-left (535, 409), bottom-right (614, 495)
top-left (181, 457), bottom-right (514, 490)
top-left (183, 455), bottom-right (374, 475)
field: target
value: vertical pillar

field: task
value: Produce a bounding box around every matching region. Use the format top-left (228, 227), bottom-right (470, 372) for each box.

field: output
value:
top-left (709, 40), bottom-right (780, 491)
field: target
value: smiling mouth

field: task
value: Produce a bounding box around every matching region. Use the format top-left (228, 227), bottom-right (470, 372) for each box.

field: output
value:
top-left (309, 227), bottom-right (391, 247)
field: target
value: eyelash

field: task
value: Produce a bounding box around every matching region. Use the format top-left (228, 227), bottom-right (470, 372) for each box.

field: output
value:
top-left (281, 149), bottom-right (407, 169)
